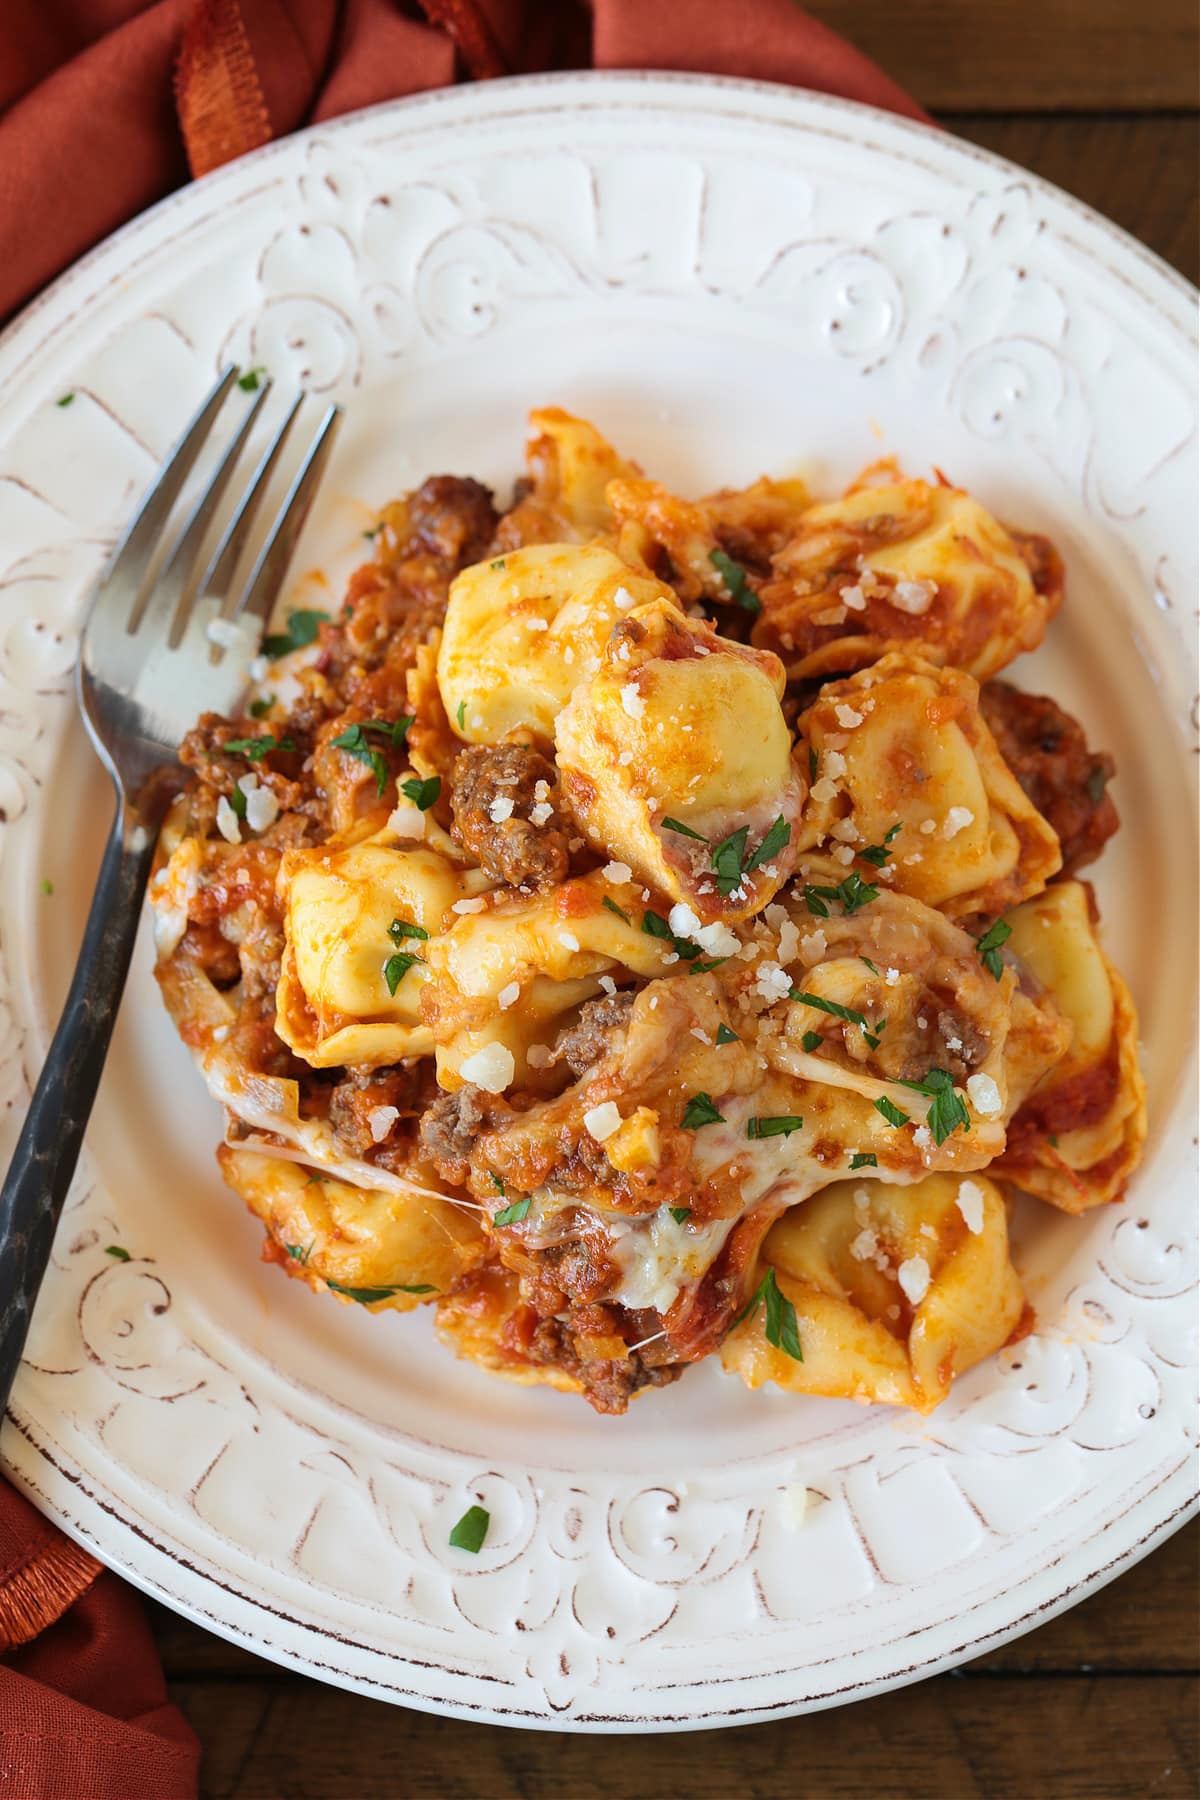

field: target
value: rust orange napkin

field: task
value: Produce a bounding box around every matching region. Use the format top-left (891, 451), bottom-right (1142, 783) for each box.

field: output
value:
top-left (0, 2), bottom-right (923, 1792)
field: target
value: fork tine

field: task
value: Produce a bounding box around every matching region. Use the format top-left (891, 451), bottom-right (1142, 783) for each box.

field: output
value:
top-left (140, 377), bottom-right (275, 648)
top-left (199, 393), bottom-right (305, 613)
top-left (232, 404), bottom-right (343, 632)
top-left (118, 366), bottom-right (240, 633)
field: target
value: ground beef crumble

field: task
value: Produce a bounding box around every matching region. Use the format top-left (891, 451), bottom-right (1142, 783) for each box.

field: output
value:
top-left (448, 743), bottom-right (570, 890)
top-left (981, 680), bottom-right (1118, 875)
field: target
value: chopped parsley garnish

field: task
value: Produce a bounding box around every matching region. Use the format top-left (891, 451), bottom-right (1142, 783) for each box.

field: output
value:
top-left (642, 908), bottom-right (700, 959)
top-left (661, 817), bottom-right (709, 842)
top-left (489, 1171), bottom-right (506, 1195)
top-left (362, 524), bottom-right (379, 542)
top-left (334, 724), bottom-right (388, 795)
top-left (975, 918), bottom-right (1012, 981)
top-left (490, 558), bottom-right (506, 570)
top-left (850, 1152), bottom-right (877, 1170)
top-left (704, 816), bottom-right (790, 898)
top-left (874, 1096), bottom-right (910, 1128)
top-left (456, 700), bottom-right (467, 729)
top-left (711, 825), bottom-right (749, 897)
top-left (248, 695), bottom-right (275, 718)
top-left (263, 608), bottom-right (328, 659)
top-left (40, 878), bottom-right (53, 896)
top-left (862, 1021), bottom-right (886, 1051)
top-left (791, 991), bottom-right (868, 1029)
top-left (388, 918), bottom-right (428, 945)
top-left (801, 1030), bottom-right (822, 1053)
top-left (804, 872), bottom-right (880, 917)
top-left (237, 367), bottom-right (267, 391)
top-left (223, 733), bottom-right (295, 761)
top-left (709, 548), bottom-right (761, 616)
top-left (449, 1504), bottom-right (490, 1553)
top-left (383, 951), bottom-right (422, 995)
top-left (746, 1114), bottom-right (803, 1139)
top-left (745, 815), bottom-right (790, 875)
top-left (688, 957), bottom-right (729, 974)
top-left (669, 1207), bottom-right (692, 1224)
top-left (328, 1280), bottom-right (437, 1302)
top-left (681, 1092), bottom-right (725, 1129)
top-left (859, 822), bottom-right (902, 867)
top-left (602, 895), bottom-right (631, 923)
top-left (493, 1196), bottom-right (532, 1227)
top-left (1048, 1134), bottom-right (1059, 1147)
top-left (56, 392), bottom-right (75, 408)
top-left (860, 956), bottom-right (880, 975)
top-left (401, 774), bottom-right (441, 811)
top-left (104, 1245), bottom-right (131, 1261)
top-left (228, 783), bottom-right (248, 821)
top-left (733, 1267), bottom-right (803, 1361)
top-left (286, 1241), bottom-right (315, 1265)
top-left (809, 746), bottom-right (818, 783)
top-left (715, 1024), bottom-right (739, 1046)
top-left (302, 1171), bottom-right (325, 1186)
top-left (897, 1068), bottom-right (971, 1145)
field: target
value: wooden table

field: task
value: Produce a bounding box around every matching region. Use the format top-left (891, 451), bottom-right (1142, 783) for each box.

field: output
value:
top-left (151, 7), bottom-right (1199, 1792)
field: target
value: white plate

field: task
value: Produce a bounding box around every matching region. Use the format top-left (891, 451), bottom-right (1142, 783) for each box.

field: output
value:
top-left (0, 74), bottom-right (1195, 1731)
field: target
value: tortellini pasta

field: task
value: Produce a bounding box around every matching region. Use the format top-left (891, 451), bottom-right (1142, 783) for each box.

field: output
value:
top-left (274, 841), bottom-right (490, 1069)
top-left (754, 473), bottom-right (1062, 682)
top-left (219, 1147), bottom-right (483, 1309)
top-left (993, 882), bottom-right (1146, 1212)
top-left (555, 598), bottom-right (804, 921)
top-left (720, 1173), bottom-right (1025, 1410)
top-left (797, 652), bottom-right (1062, 918)
top-left (437, 541), bottom-right (676, 745)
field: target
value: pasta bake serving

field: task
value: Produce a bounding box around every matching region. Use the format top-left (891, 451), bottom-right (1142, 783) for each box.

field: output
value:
top-left (151, 408), bottom-right (1145, 1416)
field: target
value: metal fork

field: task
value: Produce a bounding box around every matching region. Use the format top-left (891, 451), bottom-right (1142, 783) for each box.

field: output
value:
top-left (0, 367), bottom-right (341, 1410)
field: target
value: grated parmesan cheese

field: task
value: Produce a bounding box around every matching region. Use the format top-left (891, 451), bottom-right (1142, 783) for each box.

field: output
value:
top-left (942, 806), bottom-right (974, 839)
top-left (604, 861), bottom-right (633, 883)
top-left (459, 1043), bottom-right (515, 1093)
top-left (897, 1255), bottom-right (931, 1305)
top-left (583, 1101), bottom-right (622, 1143)
top-left (452, 896), bottom-right (486, 914)
top-left (215, 795), bottom-right (241, 844)
top-left (488, 796), bottom-right (514, 824)
top-left (497, 981), bottom-right (520, 1011)
top-left (367, 1105), bottom-right (399, 1144)
top-left (834, 703), bottom-right (864, 729)
top-left (620, 683), bottom-right (645, 719)
top-left (966, 1072), bottom-right (1002, 1116)
top-left (557, 930), bottom-right (580, 952)
top-left (891, 578), bottom-right (936, 615)
top-left (956, 1178), bottom-right (985, 1233)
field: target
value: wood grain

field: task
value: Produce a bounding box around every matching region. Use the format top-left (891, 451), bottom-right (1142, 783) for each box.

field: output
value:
top-left (172, 1674), bottom-right (1198, 1800)
top-left (948, 113), bottom-right (1199, 283)
top-left (803, 0), bottom-right (1199, 112)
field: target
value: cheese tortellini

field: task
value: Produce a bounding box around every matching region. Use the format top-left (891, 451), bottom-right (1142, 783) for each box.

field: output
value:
top-left (797, 653), bottom-right (1062, 919)
top-left (438, 541), bottom-right (676, 745)
top-left (275, 841), bottom-right (490, 1069)
top-left (994, 882), bottom-right (1147, 1212)
top-left (754, 473), bottom-right (1062, 682)
top-left (556, 599), bottom-right (804, 921)
top-left (721, 1173), bottom-right (1025, 1410)
top-left (219, 1147), bottom-right (483, 1309)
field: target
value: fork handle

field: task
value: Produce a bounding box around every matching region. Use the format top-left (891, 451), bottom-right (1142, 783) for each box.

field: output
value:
top-left (0, 799), bottom-right (158, 1416)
